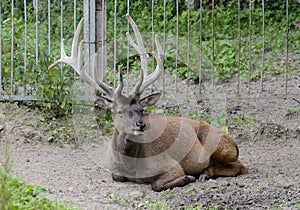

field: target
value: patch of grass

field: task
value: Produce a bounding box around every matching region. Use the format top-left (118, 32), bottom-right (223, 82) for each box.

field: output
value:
top-left (134, 198), bottom-right (170, 210)
top-left (187, 110), bottom-right (258, 135)
top-left (0, 168), bottom-right (77, 210)
top-left (109, 193), bottom-right (122, 203)
top-left (251, 185), bottom-right (265, 195)
top-left (161, 189), bottom-right (173, 199)
top-left (0, 126), bottom-right (77, 209)
top-left (287, 107), bottom-right (300, 116)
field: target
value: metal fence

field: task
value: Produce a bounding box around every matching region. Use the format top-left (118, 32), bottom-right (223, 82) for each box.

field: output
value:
top-left (0, 0), bottom-right (299, 101)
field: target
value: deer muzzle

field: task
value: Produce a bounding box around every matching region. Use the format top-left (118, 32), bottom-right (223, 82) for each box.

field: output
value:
top-left (136, 119), bottom-right (146, 132)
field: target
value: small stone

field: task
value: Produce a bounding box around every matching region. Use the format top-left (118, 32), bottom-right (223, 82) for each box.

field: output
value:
top-left (130, 191), bottom-right (144, 200)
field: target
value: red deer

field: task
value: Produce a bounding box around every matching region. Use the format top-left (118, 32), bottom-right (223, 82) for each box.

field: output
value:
top-left (49, 14), bottom-right (248, 192)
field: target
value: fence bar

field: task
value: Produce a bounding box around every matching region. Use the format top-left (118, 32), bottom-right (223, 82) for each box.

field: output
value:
top-left (11, 0), bottom-right (15, 95)
top-left (73, 0), bottom-right (76, 79)
top-left (83, 1), bottom-right (89, 60)
top-left (285, 0), bottom-right (289, 95)
top-left (24, 0), bottom-right (28, 94)
top-left (48, 0), bottom-right (51, 57)
top-left (126, 0), bottom-right (130, 93)
top-left (247, 0), bottom-right (252, 94)
top-left (237, 0), bottom-right (241, 95)
top-left (260, 0), bottom-right (265, 93)
top-left (102, 0), bottom-right (106, 82)
top-left (211, 0), bottom-right (215, 87)
top-left (35, 0), bottom-right (39, 92)
top-left (162, 0), bottom-right (167, 92)
top-left (60, 0), bottom-right (64, 78)
top-left (175, 0), bottom-right (179, 93)
top-left (151, 0), bottom-right (155, 78)
top-left (113, 0), bottom-right (117, 88)
top-left (0, 0), bottom-right (2, 95)
top-left (187, 0), bottom-right (191, 98)
top-left (198, 0), bottom-right (203, 94)
top-left (74, 0), bottom-right (77, 33)
top-left (90, 0), bottom-right (96, 63)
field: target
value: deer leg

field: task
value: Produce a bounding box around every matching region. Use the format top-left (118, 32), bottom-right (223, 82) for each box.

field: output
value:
top-left (202, 160), bottom-right (248, 180)
top-left (112, 173), bottom-right (128, 182)
top-left (151, 165), bottom-right (196, 192)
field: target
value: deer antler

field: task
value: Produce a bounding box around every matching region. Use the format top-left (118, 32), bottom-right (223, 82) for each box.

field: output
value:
top-left (126, 14), bottom-right (164, 95)
top-left (48, 18), bottom-right (113, 98)
top-left (48, 15), bottom-right (163, 99)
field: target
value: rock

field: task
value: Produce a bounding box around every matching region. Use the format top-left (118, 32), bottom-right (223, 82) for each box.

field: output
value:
top-left (130, 191), bottom-right (144, 200)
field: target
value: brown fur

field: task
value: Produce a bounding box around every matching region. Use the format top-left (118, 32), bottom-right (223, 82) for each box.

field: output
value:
top-left (109, 114), bottom-right (248, 192)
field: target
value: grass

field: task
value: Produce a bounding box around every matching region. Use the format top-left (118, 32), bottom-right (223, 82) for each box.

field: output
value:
top-left (0, 116), bottom-right (79, 210)
top-left (0, 168), bottom-right (78, 210)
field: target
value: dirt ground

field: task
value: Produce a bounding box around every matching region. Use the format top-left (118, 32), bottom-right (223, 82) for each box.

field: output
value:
top-left (1, 74), bottom-right (300, 209)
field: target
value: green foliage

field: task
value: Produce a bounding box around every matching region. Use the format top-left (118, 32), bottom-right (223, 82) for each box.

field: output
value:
top-left (0, 168), bottom-right (77, 210)
top-left (1, 0), bottom-right (300, 117)
top-left (106, 0), bottom-right (300, 83)
top-left (0, 122), bottom-right (76, 209)
top-left (1, 0), bottom-right (82, 117)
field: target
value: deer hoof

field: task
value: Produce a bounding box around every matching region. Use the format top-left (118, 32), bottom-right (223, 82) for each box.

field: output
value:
top-left (112, 173), bottom-right (128, 182)
top-left (199, 171), bottom-right (210, 182)
top-left (184, 175), bottom-right (196, 183)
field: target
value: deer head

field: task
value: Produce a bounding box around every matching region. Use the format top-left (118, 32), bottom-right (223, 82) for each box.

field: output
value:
top-left (48, 14), bottom-right (164, 136)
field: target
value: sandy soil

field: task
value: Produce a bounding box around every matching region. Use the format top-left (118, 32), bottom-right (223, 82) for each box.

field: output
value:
top-left (1, 74), bottom-right (300, 209)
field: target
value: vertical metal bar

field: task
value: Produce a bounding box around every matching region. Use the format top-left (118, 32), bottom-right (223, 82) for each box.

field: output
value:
top-left (48, 0), bottom-right (51, 57)
top-left (101, 0), bottom-right (106, 82)
top-left (90, 0), bottom-right (95, 61)
top-left (24, 0), bottom-right (28, 94)
top-left (285, 0), bottom-right (289, 95)
top-left (60, 0), bottom-right (63, 77)
top-left (74, 0), bottom-right (77, 33)
top-left (247, 0), bottom-right (252, 94)
top-left (113, 0), bottom-right (117, 89)
top-left (187, 0), bottom-right (191, 98)
top-left (162, 0), bottom-right (167, 92)
top-left (199, 0), bottom-right (203, 94)
top-left (0, 0), bottom-right (2, 95)
top-left (90, 0), bottom-right (95, 96)
top-left (211, 0), bottom-right (215, 87)
top-left (11, 0), bottom-right (15, 95)
top-left (151, 0), bottom-right (155, 78)
top-left (175, 0), bottom-right (179, 93)
top-left (83, 0), bottom-right (90, 97)
top-left (237, 0), bottom-right (241, 95)
top-left (73, 0), bottom-right (77, 79)
top-left (126, 0), bottom-right (130, 93)
top-left (84, 0), bottom-right (89, 70)
top-left (260, 0), bottom-right (265, 93)
top-left (35, 0), bottom-right (39, 92)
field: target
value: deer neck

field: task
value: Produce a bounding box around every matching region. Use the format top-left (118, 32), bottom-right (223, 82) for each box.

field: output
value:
top-left (112, 128), bottom-right (144, 158)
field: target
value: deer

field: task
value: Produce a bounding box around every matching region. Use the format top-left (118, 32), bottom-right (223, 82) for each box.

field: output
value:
top-left (48, 14), bottom-right (248, 192)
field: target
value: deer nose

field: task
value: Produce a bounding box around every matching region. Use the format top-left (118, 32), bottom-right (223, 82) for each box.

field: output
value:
top-left (136, 119), bottom-right (146, 131)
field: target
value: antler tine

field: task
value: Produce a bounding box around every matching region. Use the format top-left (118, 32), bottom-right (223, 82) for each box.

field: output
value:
top-left (89, 53), bottom-right (113, 97)
top-left (48, 18), bottom-right (113, 97)
top-left (115, 67), bottom-right (124, 98)
top-left (139, 36), bottom-right (164, 93)
top-left (48, 18), bottom-right (84, 72)
top-left (126, 13), bottom-right (149, 77)
top-left (132, 68), bottom-right (144, 95)
top-left (126, 14), bottom-right (164, 95)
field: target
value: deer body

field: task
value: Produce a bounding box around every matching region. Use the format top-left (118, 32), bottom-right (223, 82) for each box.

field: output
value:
top-left (108, 114), bottom-right (248, 191)
top-left (49, 14), bottom-right (248, 192)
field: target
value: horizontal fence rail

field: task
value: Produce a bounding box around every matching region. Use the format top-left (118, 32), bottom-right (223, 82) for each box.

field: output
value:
top-left (0, 0), bottom-right (299, 102)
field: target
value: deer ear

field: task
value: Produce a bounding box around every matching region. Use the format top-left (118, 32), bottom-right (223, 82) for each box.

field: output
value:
top-left (95, 96), bottom-right (113, 109)
top-left (140, 93), bottom-right (161, 107)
